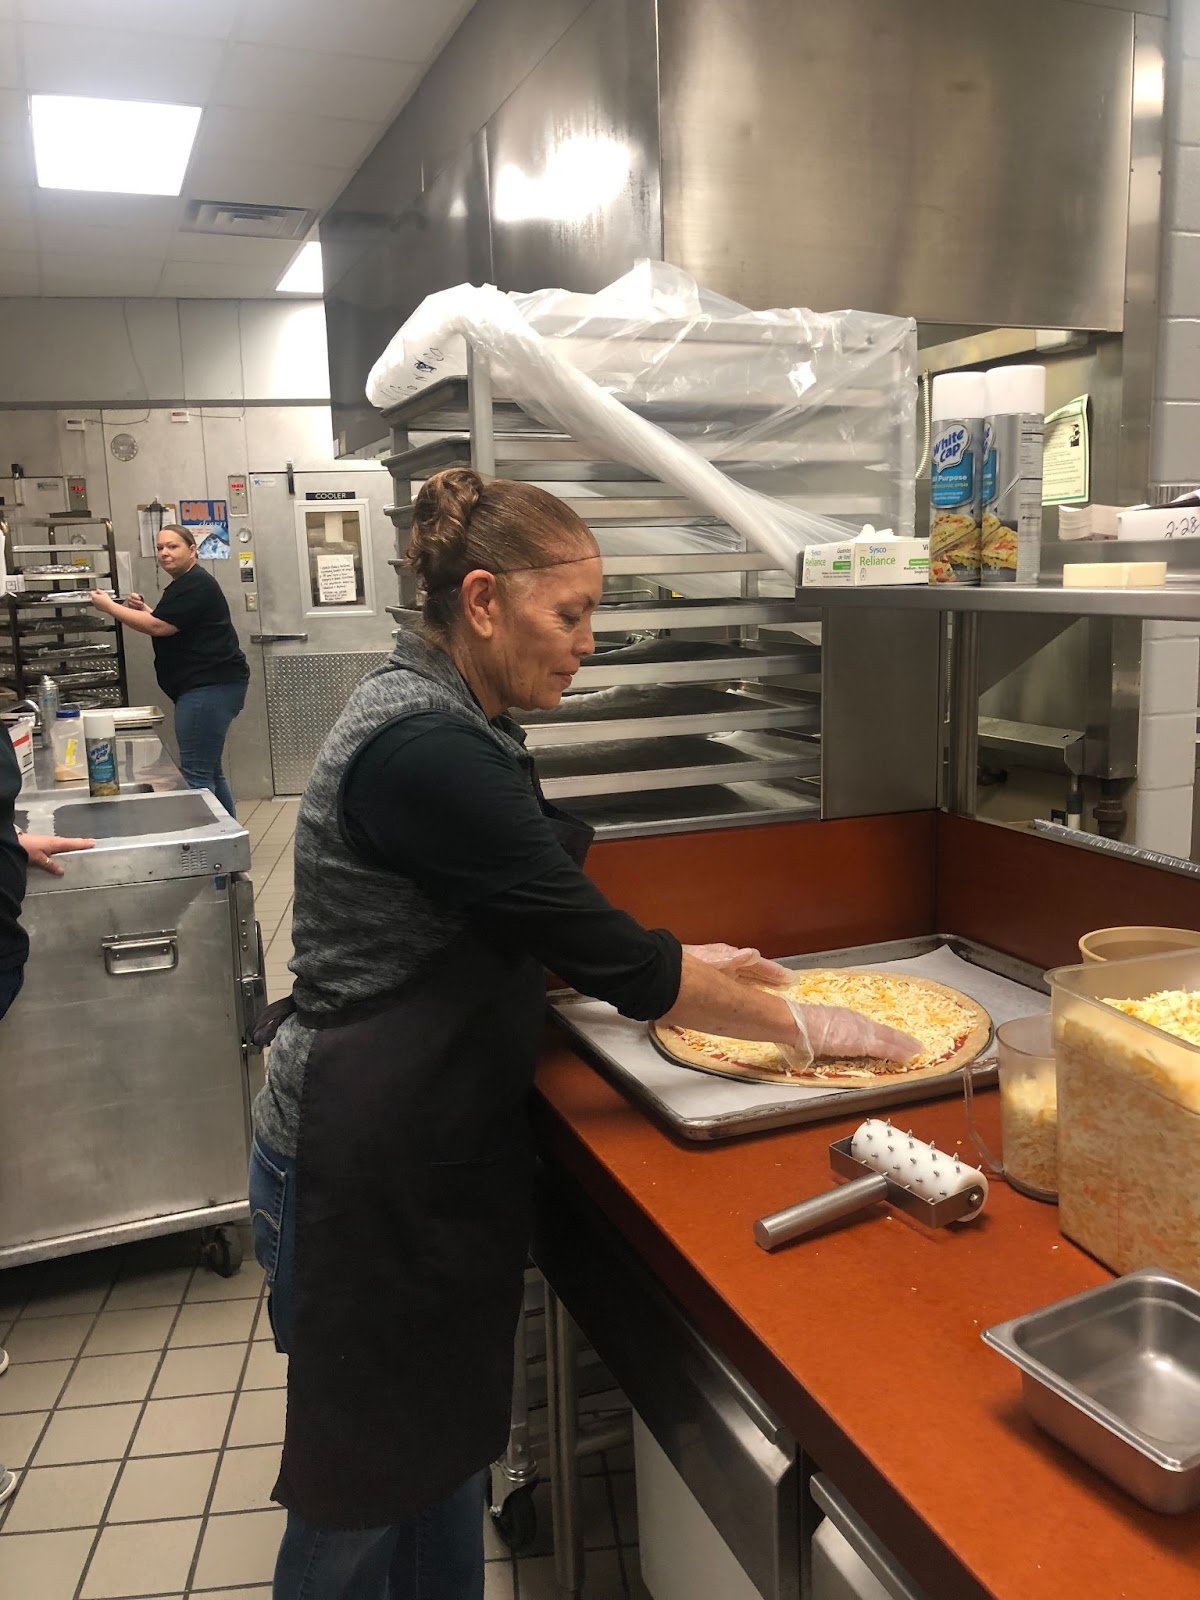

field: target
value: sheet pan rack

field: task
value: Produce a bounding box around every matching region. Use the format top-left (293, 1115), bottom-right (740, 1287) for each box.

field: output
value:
top-left (379, 352), bottom-right (900, 837)
top-left (0, 516), bottom-right (129, 707)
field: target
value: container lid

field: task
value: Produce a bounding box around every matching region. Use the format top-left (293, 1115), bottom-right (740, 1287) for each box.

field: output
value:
top-left (985, 364), bottom-right (1046, 416)
top-left (931, 371), bottom-right (987, 421)
top-left (55, 707), bottom-right (80, 719)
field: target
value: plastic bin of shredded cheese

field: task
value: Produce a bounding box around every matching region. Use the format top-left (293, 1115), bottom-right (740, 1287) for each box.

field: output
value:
top-left (1049, 950), bottom-right (1200, 1289)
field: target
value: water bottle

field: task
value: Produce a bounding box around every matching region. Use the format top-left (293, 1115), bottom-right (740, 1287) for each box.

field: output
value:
top-left (53, 707), bottom-right (86, 782)
top-left (36, 674), bottom-right (60, 735)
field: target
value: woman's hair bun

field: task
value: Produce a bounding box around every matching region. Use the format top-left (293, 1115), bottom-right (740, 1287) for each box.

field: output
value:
top-left (408, 467), bottom-right (485, 594)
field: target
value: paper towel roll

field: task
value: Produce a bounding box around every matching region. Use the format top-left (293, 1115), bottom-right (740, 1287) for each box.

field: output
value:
top-left (850, 1118), bottom-right (989, 1209)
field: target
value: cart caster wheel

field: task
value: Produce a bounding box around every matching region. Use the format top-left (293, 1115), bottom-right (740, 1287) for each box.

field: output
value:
top-left (201, 1226), bottom-right (243, 1278)
top-left (490, 1483), bottom-right (538, 1553)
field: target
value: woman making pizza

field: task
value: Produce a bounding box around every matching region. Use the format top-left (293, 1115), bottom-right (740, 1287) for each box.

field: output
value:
top-left (248, 467), bottom-right (919, 1600)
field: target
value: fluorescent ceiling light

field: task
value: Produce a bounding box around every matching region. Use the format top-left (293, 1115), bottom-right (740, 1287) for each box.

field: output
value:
top-left (31, 95), bottom-right (201, 196)
top-left (276, 240), bottom-right (323, 295)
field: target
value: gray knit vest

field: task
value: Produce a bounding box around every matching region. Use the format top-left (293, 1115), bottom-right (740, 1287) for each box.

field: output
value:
top-left (251, 628), bottom-right (535, 1158)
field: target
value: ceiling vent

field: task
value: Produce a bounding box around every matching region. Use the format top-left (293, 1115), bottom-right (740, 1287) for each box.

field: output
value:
top-left (183, 200), bottom-right (317, 240)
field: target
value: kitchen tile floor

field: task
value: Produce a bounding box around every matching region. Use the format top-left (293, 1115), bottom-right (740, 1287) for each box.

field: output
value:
top-left (0, 798), bottom-right (648, 1599)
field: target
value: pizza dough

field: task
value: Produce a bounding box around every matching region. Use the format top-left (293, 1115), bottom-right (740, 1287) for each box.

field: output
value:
top-left (650, 967), bottom-right (992, 1087)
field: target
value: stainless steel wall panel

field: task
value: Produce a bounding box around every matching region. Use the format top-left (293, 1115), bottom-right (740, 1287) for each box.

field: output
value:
top-left (657, 0), bottom-right (1133, 330)
top-left (486, 0), bottom-right (661, 293)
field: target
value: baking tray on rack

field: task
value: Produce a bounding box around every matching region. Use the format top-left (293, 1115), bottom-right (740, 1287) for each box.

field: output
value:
top-left (549, 935), bottom-right (1049, 1141)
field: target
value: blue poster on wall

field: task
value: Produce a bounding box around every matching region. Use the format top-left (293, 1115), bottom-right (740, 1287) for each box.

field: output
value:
top-left (180, 498), bottom-right (231, 560)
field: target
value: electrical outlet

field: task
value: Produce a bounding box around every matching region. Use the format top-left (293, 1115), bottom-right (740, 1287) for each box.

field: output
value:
top-left (244, 592), bottom-right (258, 611)
top-left (64, 417), bottom-right (87, 432)
top-left (169, 409), bottom-right (190, 424)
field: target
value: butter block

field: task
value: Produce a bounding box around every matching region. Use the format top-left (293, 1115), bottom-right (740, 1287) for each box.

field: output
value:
top-left (1061, 561), bottom-right (1168, 589)
top-left (1062, 563), bottom-right (1125, 587)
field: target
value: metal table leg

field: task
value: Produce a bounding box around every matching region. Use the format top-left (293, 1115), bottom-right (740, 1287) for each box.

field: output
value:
top-left (546, 1285), bottom-right (584, 1598)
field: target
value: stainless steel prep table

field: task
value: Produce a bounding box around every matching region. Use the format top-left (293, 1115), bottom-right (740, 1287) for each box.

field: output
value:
top-left (1, 736), bottom-right (265, 1272)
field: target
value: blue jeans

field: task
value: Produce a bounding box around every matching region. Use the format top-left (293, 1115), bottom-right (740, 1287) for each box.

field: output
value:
top-left (248, 1135), bottom-right (486, 1600)
top-left (0, 964), bottom-right (23, 1021)
top-left (174, 679), bottom-right (247, 818)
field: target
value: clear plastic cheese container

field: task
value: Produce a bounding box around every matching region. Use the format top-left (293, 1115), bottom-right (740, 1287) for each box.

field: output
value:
top-left (1048, 949), bottom-right (1200, 1289)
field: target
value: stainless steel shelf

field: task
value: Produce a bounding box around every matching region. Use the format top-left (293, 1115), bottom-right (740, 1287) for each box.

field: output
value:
top-left (801, 581), bottom-right (1200, 620)
top-left (535, 730), bottom-right (820, 800)
top-left (11, 543), bottom-right (108, 553)
top-left (387, 549), bottom-right (780, 578)
top-left (389, 596), bottom-right (802, 631)
top-left (567, 781), bottom-right (820, 838)
top-left (522, 683), bottom-right (818, 747)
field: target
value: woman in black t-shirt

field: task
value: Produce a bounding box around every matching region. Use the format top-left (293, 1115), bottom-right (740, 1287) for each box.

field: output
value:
top-left (91, 525), bottom-right (250, 817)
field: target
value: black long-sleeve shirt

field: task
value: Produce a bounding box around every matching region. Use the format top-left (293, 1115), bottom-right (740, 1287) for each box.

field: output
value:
top-left (341, 713), bottom-right (681, 1021)
top-left (0, 732), bottom-right (28, 972)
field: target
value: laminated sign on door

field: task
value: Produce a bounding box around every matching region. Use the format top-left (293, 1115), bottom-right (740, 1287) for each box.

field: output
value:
top-left (316, 552), bottom-right (357, 604)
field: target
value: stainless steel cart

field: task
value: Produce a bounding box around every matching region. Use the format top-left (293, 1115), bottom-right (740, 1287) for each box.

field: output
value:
top-left (1, 736), bottom-right (265, 1275)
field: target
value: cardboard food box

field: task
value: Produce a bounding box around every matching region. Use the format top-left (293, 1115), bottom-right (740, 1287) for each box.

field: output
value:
top-left (802, 537), bottom-right (930, 587)
top-left (6, 718), bottom-right (34, 781)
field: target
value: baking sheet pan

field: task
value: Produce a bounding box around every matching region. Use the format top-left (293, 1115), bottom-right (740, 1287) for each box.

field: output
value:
top-left (549, 934), bottom-right (1049, 1141)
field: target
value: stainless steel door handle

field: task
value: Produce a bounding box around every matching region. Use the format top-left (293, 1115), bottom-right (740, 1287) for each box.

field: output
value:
top-left (249, 632), bottom-right (309, 644)
top-left (102, 931), bottom-right (178, 976)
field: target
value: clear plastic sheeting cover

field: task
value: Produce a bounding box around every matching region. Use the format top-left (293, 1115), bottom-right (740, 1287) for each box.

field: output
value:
top-left (366, 261), bottom-right (917, 572)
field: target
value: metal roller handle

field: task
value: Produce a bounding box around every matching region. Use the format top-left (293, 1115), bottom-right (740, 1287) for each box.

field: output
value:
top-left (754, 1173), bottom-right (889, 1250)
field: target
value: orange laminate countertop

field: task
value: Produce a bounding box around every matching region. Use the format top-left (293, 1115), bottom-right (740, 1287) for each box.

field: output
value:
top-left (533, 1033), bottom-right (1200, 1600)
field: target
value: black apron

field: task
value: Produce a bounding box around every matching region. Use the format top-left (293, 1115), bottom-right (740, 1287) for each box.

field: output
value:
top-left (263, 803), bottom-right (592, 1530)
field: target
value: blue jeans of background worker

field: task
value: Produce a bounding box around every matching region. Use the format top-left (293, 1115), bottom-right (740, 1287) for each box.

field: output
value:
top-left (248, 1136), bottom-right (486, 1600)
top-left (174, 680), bottom-right (247, 819)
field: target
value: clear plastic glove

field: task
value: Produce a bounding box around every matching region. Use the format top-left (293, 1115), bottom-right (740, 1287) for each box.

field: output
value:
top-left (785, 999), bottom-right (922, 1070)
top-left (684, 943), bottom-right (792, 986)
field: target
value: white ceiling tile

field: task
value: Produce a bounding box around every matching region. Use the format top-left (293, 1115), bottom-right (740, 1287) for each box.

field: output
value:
top-left (0, 86), bottom-right (28, 142)
top-left (20, 0), bottom-right (241, 41)
top-left (0, 183), bottom-right (33, 223)
top-left (0, 213), bottom-right (34, 248)
top-left (167, 232), bottom-right (298, 270)
top-left (37, 220), bottom-right (172, 256)
top-left (158, 260), bottom-right (279, 297)
top-left (233, 0), bottom-right (472, 64)
top-left (33, 189), bottom-right (183, 228)
top-left (0, 139), bottom-right (28, 185)
top-left (22, 23), bottom-right (225, 101)
top-left (0, 23), bottom-right (18, 91)
top-left (0, 245), bottom-right (37, 273)
top-left (212, 42), bottom-right (422, 124)
top-left (185, 151), bottom-right (349, 212)
top-left (40, 254), bottom-right (162, 295)
top-left (193, 106), bottom-right (381, 173)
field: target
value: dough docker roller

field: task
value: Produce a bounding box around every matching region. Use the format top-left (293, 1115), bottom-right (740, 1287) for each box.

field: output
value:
top-left (754, 1118), bottom-right (989, 1250)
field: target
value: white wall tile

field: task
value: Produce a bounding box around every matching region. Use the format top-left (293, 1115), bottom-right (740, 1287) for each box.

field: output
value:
top-left (1180, 60), bottom-right (1200, 145)
top-left (1141, 636), bottom-right (1200, 715)
top-left (1167, 144), bottom-right (1200, 234)
top-left (1183, 0), bottom-right (1200, 60)
top-left (1138, 709), bottom-right (1200, 789)
top-left (1145, 620), bottom-right (1200, 642)
top-left (1157, 317), bottom-right (1200, 401)
top-left (1150, 400), bottom-right (1200, 483)
top-left (1132, 784), bottom-right (1196, 858)
top-left (1162, 231), bottom-right (1200, 319)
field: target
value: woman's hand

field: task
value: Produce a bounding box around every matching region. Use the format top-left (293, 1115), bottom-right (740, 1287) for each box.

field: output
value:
top-left (123, 592), bottom-right (148, 611)
top-left (683, 943), bottom-right (792, 986)
top-left (784, 1000), bottom-right (922, 1069)
top-left (89, 589), bottom-right (117, 615)
top-left (18, 833), bottom-right (95, 876)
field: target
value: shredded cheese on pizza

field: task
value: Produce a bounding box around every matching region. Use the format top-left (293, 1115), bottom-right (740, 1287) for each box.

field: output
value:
top-left (661, 969), bottom-right (982, 1080)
